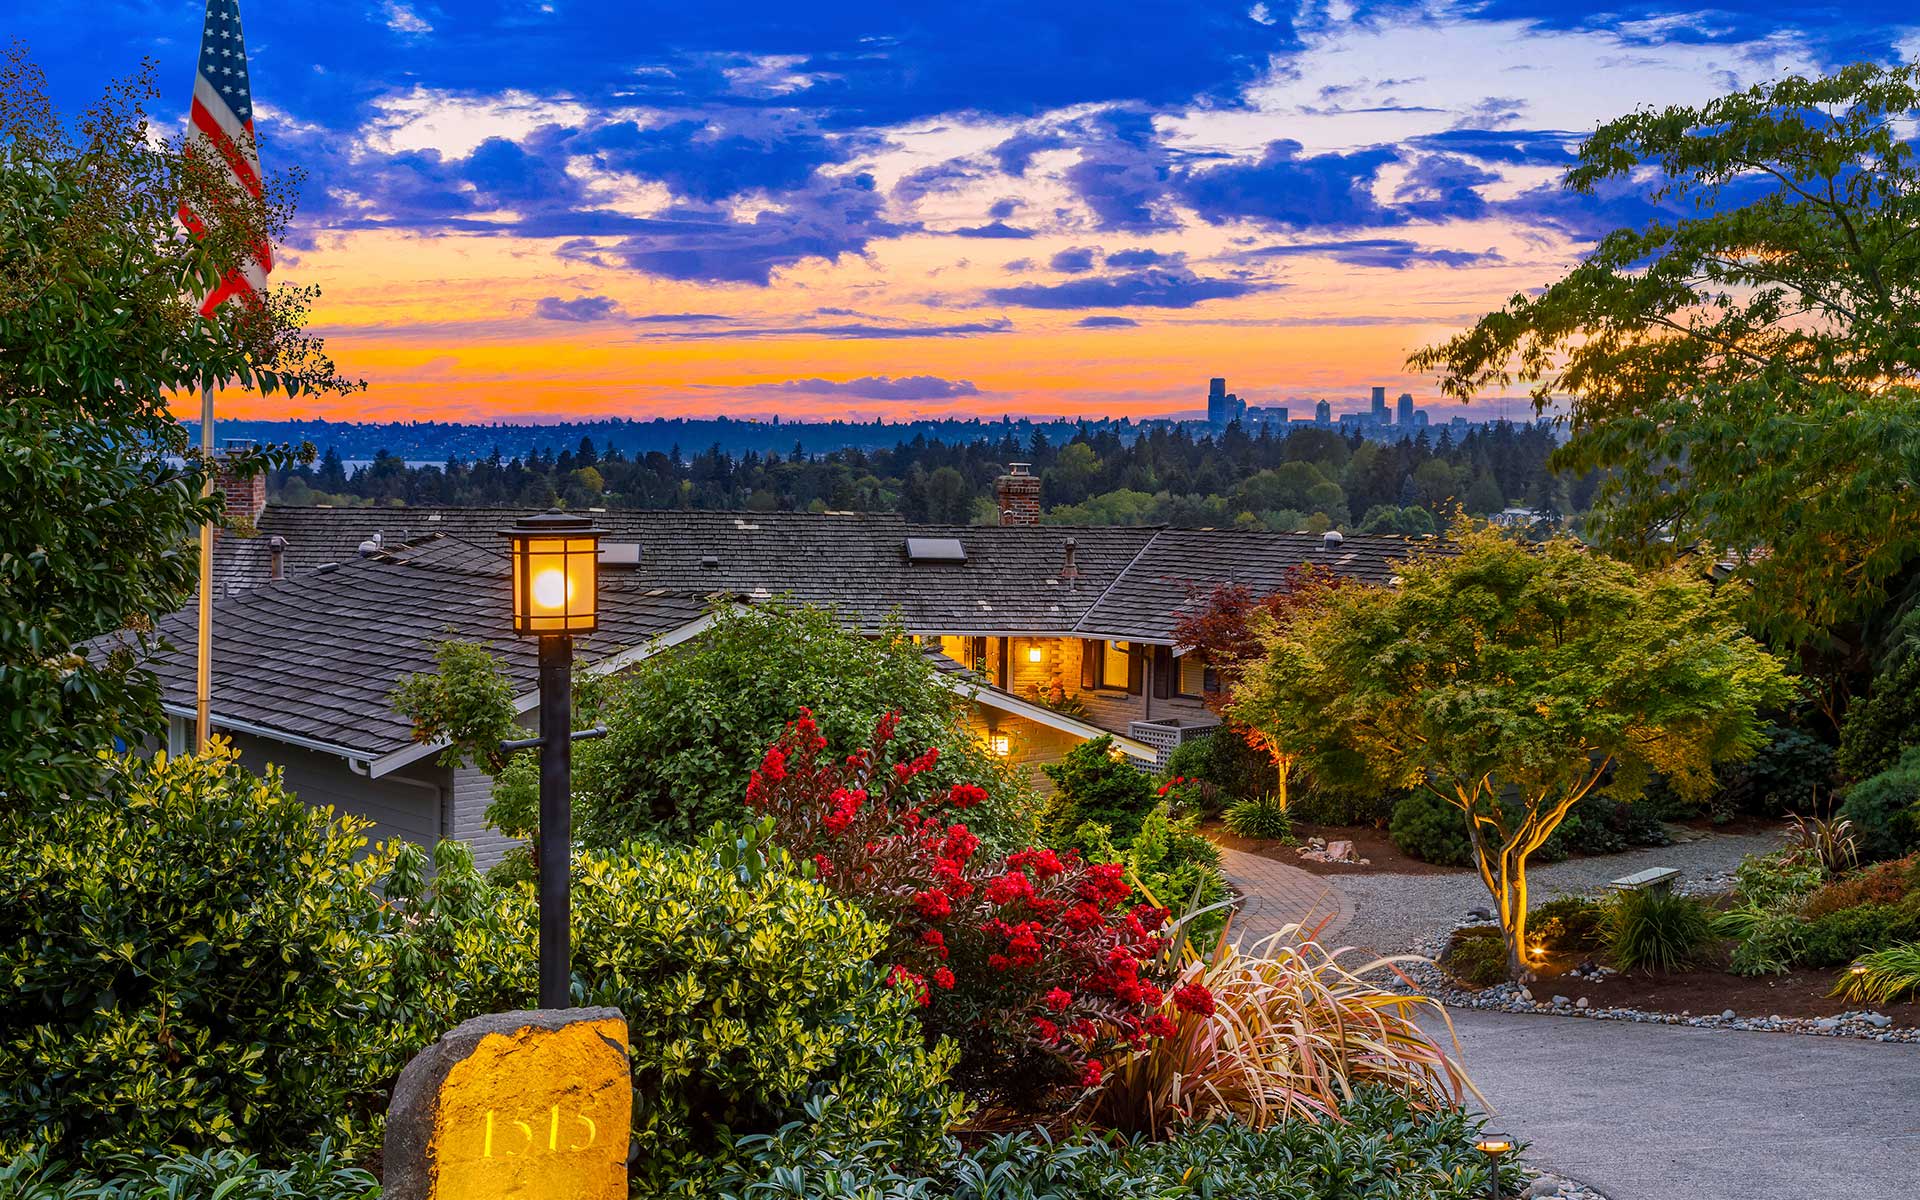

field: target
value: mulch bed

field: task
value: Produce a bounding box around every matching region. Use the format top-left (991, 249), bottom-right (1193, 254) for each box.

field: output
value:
top-left (1453, 939), bottom-right (1920, 1027)
top-left (1209, 821), bottom-right (1464, 877)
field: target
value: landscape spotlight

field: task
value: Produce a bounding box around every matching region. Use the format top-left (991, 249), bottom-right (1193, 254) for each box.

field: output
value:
top-left (1474, 1134), bottom-right (1513, 1200)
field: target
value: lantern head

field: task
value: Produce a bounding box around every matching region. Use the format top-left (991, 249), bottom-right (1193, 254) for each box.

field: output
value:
top-left (505, 511), bottom-right (604, 635)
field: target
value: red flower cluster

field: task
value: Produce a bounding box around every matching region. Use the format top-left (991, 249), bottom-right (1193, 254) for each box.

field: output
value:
top-left (1173, 981), bottom-right (1217, 1017)
top-left (745, 709), bottom-right (1177, 1103)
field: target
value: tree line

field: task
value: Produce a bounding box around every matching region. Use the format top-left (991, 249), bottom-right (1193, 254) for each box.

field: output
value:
top-left (272, 419), bottom-right (1589, 534)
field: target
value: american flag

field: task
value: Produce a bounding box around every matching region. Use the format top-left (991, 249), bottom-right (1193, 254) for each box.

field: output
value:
top-left (181, 0), bottom-right (271, 315)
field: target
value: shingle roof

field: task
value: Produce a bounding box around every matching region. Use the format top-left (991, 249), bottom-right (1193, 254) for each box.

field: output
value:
top-left (1071, 528), bottom-right (1454, 642)
top-left (210, 506), bottom-right (1447, 643)
top-left (223, 508), bottom-right (1161, 634)
top-left (132, 535), bottom-right (718, 760)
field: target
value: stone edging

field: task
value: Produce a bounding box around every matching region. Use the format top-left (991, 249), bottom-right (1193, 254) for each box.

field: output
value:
top-left (1395, 920), bottom-right (1918, 1044)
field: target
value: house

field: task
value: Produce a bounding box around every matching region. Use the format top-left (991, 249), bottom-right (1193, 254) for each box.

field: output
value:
top-left (134, 460), bottom-right (1443, 867)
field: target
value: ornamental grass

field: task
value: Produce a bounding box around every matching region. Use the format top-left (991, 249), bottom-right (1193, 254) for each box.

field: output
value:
top-left (1086, 925), bottom-right (1479, 1136)
top-left (1833, 943), bottom-right (1920, 1004)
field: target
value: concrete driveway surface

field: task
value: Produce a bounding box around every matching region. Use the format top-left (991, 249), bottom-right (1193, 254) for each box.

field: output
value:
top-left (1438, 1008), bottom-right (1920, 1200)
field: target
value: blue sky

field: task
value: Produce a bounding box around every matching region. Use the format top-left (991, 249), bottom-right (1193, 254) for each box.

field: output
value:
top-left (21, 2), bottom-right (1920, 420)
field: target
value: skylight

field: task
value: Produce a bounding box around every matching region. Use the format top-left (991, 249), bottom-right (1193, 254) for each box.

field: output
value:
top-left (905, 537), bottom-right (967, 564)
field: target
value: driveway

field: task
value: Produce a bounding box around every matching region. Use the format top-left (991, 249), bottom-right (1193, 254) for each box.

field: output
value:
top-left (1439, 1008), bottom-right (1920, 1200)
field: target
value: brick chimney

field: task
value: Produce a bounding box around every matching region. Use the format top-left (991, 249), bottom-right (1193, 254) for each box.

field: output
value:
top-left (213, 439), bottom-right (267, 525)
top-left (994, 462), bottom-right (1041, 526)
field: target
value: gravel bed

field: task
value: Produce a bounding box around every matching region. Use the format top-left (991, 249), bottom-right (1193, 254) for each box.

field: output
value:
top-left (1395, 919), bottom-right (1920, 1045)
top-left (1332, 829), bottom-right (1783, 960)
top-left (1519, 1169), bottom-right (1610, 1200)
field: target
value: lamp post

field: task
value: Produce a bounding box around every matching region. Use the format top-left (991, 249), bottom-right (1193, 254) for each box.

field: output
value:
top-left (1474, 1133), bottom-right (1513, 1200)
top-left (504, 511), bottom-right (603, 1010)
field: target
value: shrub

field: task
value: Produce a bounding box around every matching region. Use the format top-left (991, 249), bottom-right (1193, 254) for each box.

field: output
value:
top-left (1441, 927), bottom-right (1509, 988)
top-left (0, 744), bottom-right (408, 1162)
top-left (1161, 729), bottom-right (1275, 805)
top-left (1836, 641), bottom-right (1920, 782)
top-left (1222, 793), bottom-right (1294, 841)
top-left (1112, 806), bottom-right (1229, 949)
top-left (1042, 736), bottom-right (1159, 849)
top-left (1603, 889), bottom-right (1713, 972)
top-left (0, 1144), bottom-right (378, 1200)
top-left (438, 829), bottom-right (965, 1194)
top-left (1389, 791), bottom-right (1474, 866)
top-left (1715, 723), bottom-right (1834, 819)
top-left (1833, 943), bottom-right (1920, 1005)
top-left (1089, 933), bottom-right (1474, 1135)
top-left (1154, 773), bottom-right (1224, 819)
top-left (712, 1087), bottom-right (1521, 1200)
top-left (1283, 785), bottom-right (1399, 827)
top-left (1555, 794), bottom-right (1671, 856)
top-left (1717, 905), bottom-right (1807, 976)
top-left (747, 712), bottom-right (1177, 1106)
top-left (1732, 848), bottom-right (1827, 910)
top-left (1796, 898), bottom-right (1920, 968)
top-left (1531, 896), bottom-right (1606, 955)
top-left (1836, 747), bottom-right (1920, 862)
top-left (491, 604), bottom-right (1037, 850)
top-left (1802, 854), bottom-right (1920, 919)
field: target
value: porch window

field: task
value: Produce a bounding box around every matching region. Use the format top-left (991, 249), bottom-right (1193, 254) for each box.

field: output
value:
top-left (1082, 638), bottom-right (1142, 695)
top-left (1178, 653), bottom-right (1207, 698)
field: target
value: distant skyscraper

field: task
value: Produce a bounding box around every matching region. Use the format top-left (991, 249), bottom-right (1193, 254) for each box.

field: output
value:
top-left (1315, 399), bottom-right (1331, 425)
top-left (1370, 386), bottom-right (1388, 422)
top-left (1205, 377), bottom-right (1245, 427)
top-left (1396, 392), bottom-right (1414, 426)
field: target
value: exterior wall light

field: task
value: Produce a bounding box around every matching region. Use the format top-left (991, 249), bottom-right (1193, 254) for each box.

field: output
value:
top-left (1027, 645), bottom-right (1045, 664)
top-left (990, 732), bottom-right (1012, 756)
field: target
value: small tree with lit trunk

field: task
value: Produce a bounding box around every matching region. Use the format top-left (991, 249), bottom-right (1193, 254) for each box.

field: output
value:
top-left (1228, 523), bottom-right (1792, 981)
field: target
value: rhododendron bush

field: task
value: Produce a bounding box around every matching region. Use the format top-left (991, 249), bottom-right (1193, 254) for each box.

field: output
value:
top-left (747, 709), bottom-right (1208, 1104)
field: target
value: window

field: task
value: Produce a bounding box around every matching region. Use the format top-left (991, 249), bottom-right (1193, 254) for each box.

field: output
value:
top-left (1178, 653), bottom-right (1207, 698)
top-left (1081, 639), bottom-right (1142, 694)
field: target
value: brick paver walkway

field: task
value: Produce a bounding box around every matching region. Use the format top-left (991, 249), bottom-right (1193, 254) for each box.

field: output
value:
top-left (1218, 846), bottom-right (1353, 949)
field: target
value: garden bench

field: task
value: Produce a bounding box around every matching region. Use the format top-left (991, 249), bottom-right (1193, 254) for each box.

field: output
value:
top-left (1607, 866), bottom-right (1680, 893)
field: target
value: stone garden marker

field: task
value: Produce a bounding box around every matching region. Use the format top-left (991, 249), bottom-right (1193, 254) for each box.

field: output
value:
top-left (385, 1007), bottom-right (632, 1200)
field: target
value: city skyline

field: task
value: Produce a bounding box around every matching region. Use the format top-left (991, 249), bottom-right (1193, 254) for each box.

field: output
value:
top-left (24, 2), bottom-right (1916, 423)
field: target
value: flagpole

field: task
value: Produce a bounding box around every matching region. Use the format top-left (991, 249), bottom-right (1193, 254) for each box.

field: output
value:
top-left (195, 384), bottom-right (214, 750)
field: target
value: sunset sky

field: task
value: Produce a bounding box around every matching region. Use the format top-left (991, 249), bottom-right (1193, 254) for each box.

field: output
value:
top-left (26, 2), bottom-right (1920, 423)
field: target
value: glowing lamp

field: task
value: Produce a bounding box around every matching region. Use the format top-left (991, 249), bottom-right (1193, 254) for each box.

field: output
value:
top-left (505, 511), bottom-right (604, 635)
top-left (1026, 645), bottom-right (1045, 664)
top-left (990, 732), bottom-right (1011, 756)
top-left (1474, 1133), bottom-right (1512, 1200)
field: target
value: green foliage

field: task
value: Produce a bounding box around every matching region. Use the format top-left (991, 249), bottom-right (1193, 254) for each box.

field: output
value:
top-left (1223, 793), bottom-right (1295, 841)
top-left (1283, 785), bottom-right (1399, 827)
top-left (709, 1086), bottom-right (1520, 1200)
top-left (1604, 890), bottom-right (1714, 973)
top-left (1796, 897), bottom-right (1920, 968)
top-left (1834, 943), bottom-right (1920, 1004)
top-left (1836, 746), bottom-right (1920, 862)
top-left (1411, 63), bottom-right (1920, 657)
top-left (1531, 896), bottom-right (1606, 955)
top-left (513, 604), bottom-right (1034, 849)
top-left (1389, 791), bottom-right (1475, 866)
top-left (1162, 729), bottom-right (1275, 807)
top-left (0, 744), bottom-right (406, 1162)
top-left (1714, 725), bottom-right (1833, 819)
top-left (1440, 927), bottom-right (1509, 989)
top-left (390, 637), bottom-right (524, 772)
top-left (1837, 642), bottom-right (1920, 781)
top-left (1041, 736), bottom-right (1158, 848)
top-left (0, 50), bottom-right (350, 806)
top-left (1552, 794), bottom-right (1672, 856)
top-left (0, 1143), bottom-right (378, 1200)
top-left (1233, 520), bottom-right (1794, 979)
top-left (437, 838), bottom-right (965, 1196)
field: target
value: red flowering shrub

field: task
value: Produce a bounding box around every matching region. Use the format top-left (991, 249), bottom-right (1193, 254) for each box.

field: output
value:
top-left (746, 708), bottom-right (1180, 1104)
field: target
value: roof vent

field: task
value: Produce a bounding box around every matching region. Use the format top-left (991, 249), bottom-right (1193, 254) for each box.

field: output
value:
top-left (701, 554), bottom-right (720, 569)
top-left (1322, 530), bottom-right (1345, 550)
top-left (1060, 537), bottom-right (1079, 590)
top-left (357, 531), bottom-right (384, 558)
top-left (905, 537), bottom-right (967, 564)
top-left (599, 542), bottom-right (641, 568)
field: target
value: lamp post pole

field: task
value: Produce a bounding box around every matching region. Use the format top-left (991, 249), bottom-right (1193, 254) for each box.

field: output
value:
top-left (537, 631), bottom-right (574, 1010)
